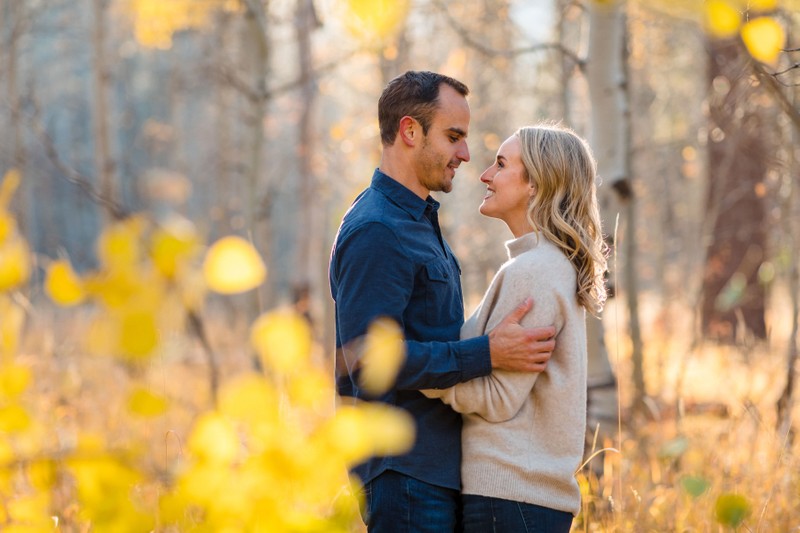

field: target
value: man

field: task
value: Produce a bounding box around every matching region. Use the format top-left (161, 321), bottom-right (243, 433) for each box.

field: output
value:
top-left (329, 71), bottom-right (556, 532)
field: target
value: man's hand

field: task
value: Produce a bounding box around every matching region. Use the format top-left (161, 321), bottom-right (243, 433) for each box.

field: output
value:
top-left (488, 298), bottom-right (555, 372)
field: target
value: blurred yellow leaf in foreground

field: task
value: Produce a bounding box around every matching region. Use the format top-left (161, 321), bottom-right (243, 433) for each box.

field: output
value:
top-left (188, 412), bottom-right (240, 465)
top-left (203, 236), bottom-right (266, 294)
top-left (344, 0), bottom-right (410, 43)
top-left (706, 0), bottom-right (741, 37)
top-left (0, 295), bottom-right (25, 359)
top-left (741, 17), bottom-right (785, 65)
top-left (359, 317), bottom-right (405, 396)
top-left (45, 259), bottom-right (85, 306)
top-left (127, 387), bottom-right (169, 418)
top-left (0, 237), bottom-right (30, 292)
top-left (150, 219), bottom-right (199, 279)
top-left (0, 363), bottom-right (31, 398)
top-left (250, 309), bottom-right (311, 374)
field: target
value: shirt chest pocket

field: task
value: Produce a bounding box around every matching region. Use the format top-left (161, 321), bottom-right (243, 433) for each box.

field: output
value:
top-left (424, 260), bottom-right (462, 325)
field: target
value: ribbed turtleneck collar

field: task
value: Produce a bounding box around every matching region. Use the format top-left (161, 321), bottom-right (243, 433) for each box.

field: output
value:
top-left (505, 231), bottom-right (539, 259)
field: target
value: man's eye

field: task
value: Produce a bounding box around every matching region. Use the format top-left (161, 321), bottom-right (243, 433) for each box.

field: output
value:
top-left (449, 136), bottom-right (459, 143)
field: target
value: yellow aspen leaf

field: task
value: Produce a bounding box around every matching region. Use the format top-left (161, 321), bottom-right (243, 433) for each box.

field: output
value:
top-left (187, 412), bottom-right (240, 464)
top-left (749, 0), bottom-right (778, 10)
top-left (6, 493), bottom-right (52, 527)
top-left (119, 309), bottom-right (160, 359)
top-left (127, 386), bottom-right (169, 417)
top-left (203, 236), bottom-right (266, 294)
top-left (0, 363), bottom-right (31, 398)
top-left (0, 436), bottom-right (12, 464)
top-left (715, 493), bottom-right (751, 527)
top-left (97, 217), bottom-right (145, 272)
top-left (323, 405), bottom-right (372, 464)
top-left (359, 402), bottom-right (415, 457)
top-left (45, 259), bottom-right (85, 306)
top-left (0, 296), bottom-right (25, 358)
top-left (27, 459), bottom-right (57, 491)
top-left (150, 220), bottom-right (199, 279)
top-left (0, 237), bottom-right (31, 292)
top-left (288, 367), bottom-right (334, 411)
top-left (358, 317), bottom-right (405, 395)
top-left (218, 374), bottom-right (278, 424)
top-left (344, 0), bottom-right (410, 43)
top-left (0, 169), bottom-right (20, 209)
top-left (741, 16), bottom-right (785, 65)
top-left (250, 309), bottom-right (311, 374)
top-left (706, 0), bottom-right (741, 37)
top-left (0, 404), bottom-right (31, 433)
top-left (0, 212), bottom-right (14, 243)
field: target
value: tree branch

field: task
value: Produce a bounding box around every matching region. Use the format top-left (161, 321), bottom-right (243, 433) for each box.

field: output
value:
top-left (432, 0), bottom-right (584, 68)
top-left (751, 59), bottom-right (800, 133)
top-left (29, 100), bottom-right (128, 220)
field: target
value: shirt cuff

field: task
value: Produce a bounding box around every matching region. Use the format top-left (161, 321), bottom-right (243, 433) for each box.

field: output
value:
top-left (458, 335), bottom-right (492, 382)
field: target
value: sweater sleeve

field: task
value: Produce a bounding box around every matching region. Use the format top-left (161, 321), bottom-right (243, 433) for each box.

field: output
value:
top-left (423, 255), bottom-right (569, 422)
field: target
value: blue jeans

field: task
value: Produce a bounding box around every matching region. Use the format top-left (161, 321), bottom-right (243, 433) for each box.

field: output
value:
top-left (360, 470), bottom-right (460, 532)
top-left (462, 494), bottom-right (573, 533)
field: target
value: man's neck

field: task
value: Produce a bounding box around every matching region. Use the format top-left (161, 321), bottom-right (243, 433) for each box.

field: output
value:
top-left (379, 153), bottom-right (429, 200)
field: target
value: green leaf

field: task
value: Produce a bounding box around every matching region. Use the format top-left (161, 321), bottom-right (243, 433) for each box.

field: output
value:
top-left (658, 435), bottom-right (689, 460)
top-left (715, 493), bottom-right (750, 528)
top-left (681, 475), bottom-right (710, 498)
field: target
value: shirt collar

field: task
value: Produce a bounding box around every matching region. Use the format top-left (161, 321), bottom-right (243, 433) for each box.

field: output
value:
top-left (371, 168), bottom-right (439, 221)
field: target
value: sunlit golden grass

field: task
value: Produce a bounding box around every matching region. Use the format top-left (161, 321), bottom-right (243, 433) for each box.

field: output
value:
top-left (9, 294), bottom-right (795, 531)
top-left (575, 298), bottom-right (800, 531)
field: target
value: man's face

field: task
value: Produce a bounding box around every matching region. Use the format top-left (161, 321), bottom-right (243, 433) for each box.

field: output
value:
top-left (415, 84), bottom-right (471, 194)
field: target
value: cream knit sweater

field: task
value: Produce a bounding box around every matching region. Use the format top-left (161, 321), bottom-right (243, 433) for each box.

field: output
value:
top-left (423, 231), bottom-right (587, 516)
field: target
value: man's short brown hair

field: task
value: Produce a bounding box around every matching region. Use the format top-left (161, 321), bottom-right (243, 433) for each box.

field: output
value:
top-left (378, 71), bottom-right (469, 146)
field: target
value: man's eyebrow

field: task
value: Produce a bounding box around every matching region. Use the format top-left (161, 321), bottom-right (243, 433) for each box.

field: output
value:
top-left (447, 127), bottom-right (467, 138)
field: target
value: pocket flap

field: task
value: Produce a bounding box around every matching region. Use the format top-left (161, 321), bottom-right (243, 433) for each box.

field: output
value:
top-left (425, 260), bottom-right (451, 282)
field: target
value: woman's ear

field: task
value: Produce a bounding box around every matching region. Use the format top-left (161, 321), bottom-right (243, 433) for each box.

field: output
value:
top-left (398, 116), bottom-right (417, 147)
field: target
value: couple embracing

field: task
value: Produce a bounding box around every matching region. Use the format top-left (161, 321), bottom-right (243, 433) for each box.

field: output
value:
top-left (329, 71), bottom-right (607, 533)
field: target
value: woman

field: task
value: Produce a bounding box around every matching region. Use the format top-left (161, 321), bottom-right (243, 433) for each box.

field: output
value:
top-left (423, 123), bottom-right (607, 532)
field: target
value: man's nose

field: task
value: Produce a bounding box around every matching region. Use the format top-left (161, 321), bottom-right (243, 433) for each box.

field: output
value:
top-left (458, 141), bottom-right (470, 163)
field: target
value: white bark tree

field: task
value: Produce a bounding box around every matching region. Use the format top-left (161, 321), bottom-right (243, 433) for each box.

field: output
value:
top-left (585, 0), bottom-right (644, 439)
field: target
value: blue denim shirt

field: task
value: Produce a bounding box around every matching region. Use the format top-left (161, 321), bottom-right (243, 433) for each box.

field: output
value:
top-left (329, 169), bottom-right (492, 490)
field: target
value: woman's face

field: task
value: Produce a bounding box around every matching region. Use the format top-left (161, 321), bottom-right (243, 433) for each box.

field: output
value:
top-left (479, 135), bottom-right (534, 235)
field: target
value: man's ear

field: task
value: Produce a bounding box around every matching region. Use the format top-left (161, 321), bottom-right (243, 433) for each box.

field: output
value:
top-left (398, 116), bottom-right (418, 147)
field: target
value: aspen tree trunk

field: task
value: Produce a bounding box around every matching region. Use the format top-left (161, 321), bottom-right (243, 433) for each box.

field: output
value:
top-left (6, 1), bottom-right (28, 234)
top-left (585, 0), bottom-right (645, 435)
top-left (241, 0), bottom-right (270, 321)
top-left (91, 0), bottom-right (115, 220)
top-left (777, 76), bottom-right (799, 439)
top-left (700, 39), bottom-right (768, 342)
top-left (214, 11), bottom-right (234, 235)
top-left (293, 0), bottom-right (319, 326)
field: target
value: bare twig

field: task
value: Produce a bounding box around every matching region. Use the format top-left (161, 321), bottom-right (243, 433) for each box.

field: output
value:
top-left (29, 100), bottom-right (128, 220)
top-left (773, 63), bottom-right (800, 76)
top-left (187, 310), bottom-right (219, 406)
top-left (751, 59), bottom-right (800, 133)
top-left (432, 0), bottom-right (584, 68)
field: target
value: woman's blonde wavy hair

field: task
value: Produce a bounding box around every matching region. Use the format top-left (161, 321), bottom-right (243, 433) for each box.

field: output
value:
top-left (516, 123), bottom-right (608, 316)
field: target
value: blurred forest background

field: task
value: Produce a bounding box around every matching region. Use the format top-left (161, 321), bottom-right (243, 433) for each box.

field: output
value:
top-left (2, 0), bottom-right (800, 530)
